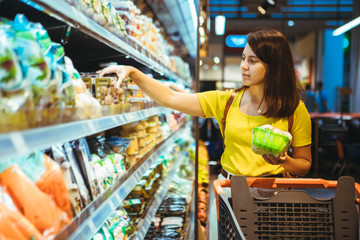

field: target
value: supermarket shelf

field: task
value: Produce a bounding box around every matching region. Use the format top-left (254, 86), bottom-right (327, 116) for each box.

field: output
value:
top-left (135, 152), bottom-right (186, 239)
top-left (23, 0), bottom-right (190, 87)
top-left (184, 183), bottom-right (196, 240)
top-left (0, 107), bottom-right (172, 159)
top-left (54, 126), bottom-right (188, 240)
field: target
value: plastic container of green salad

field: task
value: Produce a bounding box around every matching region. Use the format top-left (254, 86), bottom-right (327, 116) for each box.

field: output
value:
top-left (251, 124), bottom-right (292, 158)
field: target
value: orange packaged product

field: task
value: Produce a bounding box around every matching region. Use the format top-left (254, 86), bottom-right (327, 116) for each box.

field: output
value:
top-left (0, 202), bottom-right (44, 240)
top-left (36, 155), bottom-right (73, 219)
top-left (0, 165), bottom-right (70, 238)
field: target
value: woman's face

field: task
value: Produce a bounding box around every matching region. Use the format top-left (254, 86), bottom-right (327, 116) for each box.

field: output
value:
top-left (240, 44), bottom-right (267, 87)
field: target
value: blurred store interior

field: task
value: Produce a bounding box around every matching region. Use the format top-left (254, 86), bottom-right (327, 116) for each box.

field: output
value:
top-left (195, 0), bottom-right (360, 183)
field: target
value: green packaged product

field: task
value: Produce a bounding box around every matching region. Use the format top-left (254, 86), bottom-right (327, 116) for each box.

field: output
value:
top-left (251, 124), bottom-right (292, 158)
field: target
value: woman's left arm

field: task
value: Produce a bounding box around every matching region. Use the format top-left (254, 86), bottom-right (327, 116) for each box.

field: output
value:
top-left (263, 145), bottom-right (312, 176)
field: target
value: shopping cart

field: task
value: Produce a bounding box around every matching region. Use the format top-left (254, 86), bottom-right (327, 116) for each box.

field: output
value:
top-left (213, 176), bottom-right (360, 240)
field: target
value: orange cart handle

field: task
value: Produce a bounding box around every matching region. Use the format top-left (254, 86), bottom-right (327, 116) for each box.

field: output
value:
top-left (213, 178), bottom-right (360, 205)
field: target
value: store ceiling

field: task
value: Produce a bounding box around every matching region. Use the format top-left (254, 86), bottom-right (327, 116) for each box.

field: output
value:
top-left (209, 0), bottom-right (356, 36)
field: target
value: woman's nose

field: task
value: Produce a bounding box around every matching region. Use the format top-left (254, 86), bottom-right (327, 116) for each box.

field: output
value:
top-left (241, 61), bottom-right (248, 70)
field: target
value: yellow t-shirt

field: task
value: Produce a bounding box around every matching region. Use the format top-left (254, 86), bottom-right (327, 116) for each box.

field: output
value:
top-left (197, 88), bottom-right (312, 176)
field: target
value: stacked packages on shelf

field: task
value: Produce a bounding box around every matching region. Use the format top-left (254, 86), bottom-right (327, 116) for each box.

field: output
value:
top-left (67, 0), bottom-right (191, 81)
top-left (0, 14), bottom-right (105, 133)
top-left (142, 134), bottom-right (196, 240)
top-left (0, 111), bottom-right (186, 239)
top-left (0, 12), bottom-right (190, 133)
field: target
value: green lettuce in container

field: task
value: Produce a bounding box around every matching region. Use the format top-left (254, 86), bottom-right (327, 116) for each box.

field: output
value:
top-left (251, 124), bottom-right (292, 158)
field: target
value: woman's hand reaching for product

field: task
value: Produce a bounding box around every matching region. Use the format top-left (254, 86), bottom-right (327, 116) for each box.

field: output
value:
top-left (96, 65), bottom-right (134, 89)
top-left (262, 153), bottom-right (287, 165)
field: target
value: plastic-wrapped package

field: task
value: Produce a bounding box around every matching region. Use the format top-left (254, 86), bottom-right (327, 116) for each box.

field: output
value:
top-left (78, 0), bottom-right (96, 17)
top-left (35, 154), bottom-right (73, 219)
top-left (0, 27), bottom-right (34, 132)
top-left (105, 137), bottom-right (131, 170)
top-left (251, 124), bottom-right (293, 158)
top-left (0, 151), bottom-right (73, 219)
top-left (51, 144), bottom-right (85, 215)
top-left (52, 44), bottom-right (76, 110)
top-left (0, 193), bottom-right (43, 240)
top-left (64, 56), bottom-right (101, 119)
top-left (63, 142), bottom-right (92, 207)
top-left (71, 138), bottom-right (101, 200)
top-left (12, 15), bottom-right (52, 116)
top-left (0, 165), bottom-right (70, 238)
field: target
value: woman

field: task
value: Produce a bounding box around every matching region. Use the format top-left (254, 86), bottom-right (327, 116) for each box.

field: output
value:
top-left (97, 29), bottom-right (312, 178)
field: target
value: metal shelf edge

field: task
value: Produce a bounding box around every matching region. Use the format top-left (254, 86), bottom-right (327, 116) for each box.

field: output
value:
top-left (0, 107), bottom-right (172, 160)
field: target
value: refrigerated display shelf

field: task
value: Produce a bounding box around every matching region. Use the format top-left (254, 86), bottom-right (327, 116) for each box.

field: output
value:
top-left (54, 125), bottom-right (188, 240)
top-left (185, 185), bottom-right (196, 240)
top-left (0, 106), bottom-right (172, 160)
top-left (135, 152), bottom-right (186, 239)
top-left (22, 0), bottom-right (190, 87)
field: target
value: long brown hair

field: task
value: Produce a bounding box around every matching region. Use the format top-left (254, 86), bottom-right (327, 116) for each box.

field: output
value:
top-left (244, 29), bottom-right (303, 118)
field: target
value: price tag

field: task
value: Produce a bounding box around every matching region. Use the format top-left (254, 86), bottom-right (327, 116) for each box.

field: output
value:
top-left (10, 133), bottom-right (30, 155)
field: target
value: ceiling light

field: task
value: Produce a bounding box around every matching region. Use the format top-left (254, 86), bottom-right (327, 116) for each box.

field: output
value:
top-left (258, 0), bottom-right (276, 15)
top-left (212, 65), bottom-right (219, 71)
top-left (214, 57), bottom-right (220, 64)
top-left (199, 27), bottom-right (205, 36)
top-left (199, 16), bottom-right (204, 26)
top-left (258, 4), bottom-right (267, 15)
top-left (333, 16), bottom-right (360, 36)
top-left (215, 15), bottom-right (226, 35)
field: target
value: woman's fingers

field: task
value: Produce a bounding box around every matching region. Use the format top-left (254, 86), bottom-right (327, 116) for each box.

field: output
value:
top-left (96, 65), bottom-right (130, 89)
top-left (262, 154), bottom-right (282, 165)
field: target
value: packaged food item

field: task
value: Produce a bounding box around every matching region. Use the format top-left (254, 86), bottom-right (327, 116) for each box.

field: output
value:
top-left (0, 165), bottom-right (70, 238)
top-left (71, 138), bottom-right (101, 200)
top-left (0, 201), bottom-right (44, 240)
top-left (12, 14), bottom-right (57, 126)
top-left (0, 185), bottom-right (44, 240)
top-left (63, 142), bottom-right (92, 207)
top-left (0, 151), bottom-right (73, 219)
top-left (251, 124), bottom-right (292, 158)
top-left (122, 198), bottom-right (143, 214)
top-left (0, 27), bottom-right (34, 133)
top-left (94, 76), bottom-right (124, 105)
top-left (51, 144), bottom-right (85, 215)
top-left (127, 185), bottom-right (146, 199)
top-left (126, 135), bottom-right (138, 155)
top-left (105, 137), bottom-right (131, 170)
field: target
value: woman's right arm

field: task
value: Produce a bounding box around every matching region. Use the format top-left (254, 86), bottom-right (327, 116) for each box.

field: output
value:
top-left (97, 65), bottom-right (205, 117)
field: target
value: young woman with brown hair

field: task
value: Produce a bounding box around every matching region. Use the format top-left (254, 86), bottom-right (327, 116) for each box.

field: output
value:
top-left (97, 29), bottom-right (312, 178)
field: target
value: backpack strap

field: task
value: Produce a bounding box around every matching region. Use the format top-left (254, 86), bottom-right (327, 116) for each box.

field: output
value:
top-left (221, 90), bottom-right (238, 149)
top-left (288, 113), bottom-right (294, 133)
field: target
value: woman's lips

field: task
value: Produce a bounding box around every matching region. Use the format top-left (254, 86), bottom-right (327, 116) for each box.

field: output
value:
top-left (242, 74), bottom-right (249, 78)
